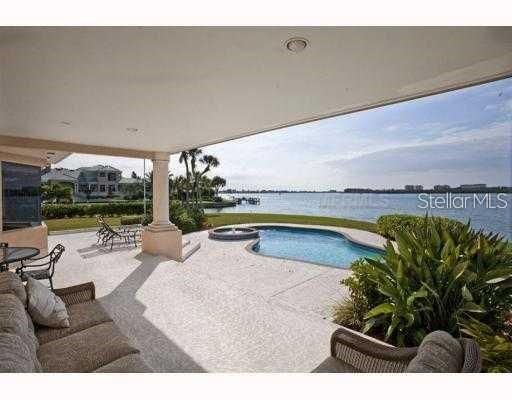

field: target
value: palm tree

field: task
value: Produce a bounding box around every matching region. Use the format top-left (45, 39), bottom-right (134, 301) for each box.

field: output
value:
top-left (194, 154), bottom-right (219, 205)
top-left (144, 171), bottom-right (153, 199)
top-left (188, 149), bottom-right (203, 175)
top-left (179, 150), bottom-right (201, 207)
top-left (172, 175), bottom-right (188, 201)
top-left (179, 148), bottom-right (220, 207)
top-left (211, 176), bottom-right (226, 198)
top-left (178, 151), bottom-right (190, 205)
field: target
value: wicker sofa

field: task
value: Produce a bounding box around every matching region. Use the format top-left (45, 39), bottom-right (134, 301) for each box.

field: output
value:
top-left (314, 326), bottom-right (482, 373)
top-left (0, 271), bottom-right (152, 372)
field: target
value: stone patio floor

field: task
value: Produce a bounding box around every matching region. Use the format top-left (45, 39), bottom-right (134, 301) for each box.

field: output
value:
top-left (49, 225), bottom-right (386, 372)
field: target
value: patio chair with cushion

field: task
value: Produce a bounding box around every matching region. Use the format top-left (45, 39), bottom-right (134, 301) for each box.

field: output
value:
top-left (15, 244), bottom-right (65, 291)
top-left (313, 326), bottom-right (481, 373)
top-left (101, 223), bottom-right (138, 250)
top-left (96, 215), bottom-right (143, 249)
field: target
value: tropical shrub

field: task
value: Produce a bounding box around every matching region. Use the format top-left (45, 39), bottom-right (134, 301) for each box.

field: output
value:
top-left (41, 183), bottom-right (74, 204)
top-left (333, 259), bottom-right (384, 330)
top-left (335, 215), bottom-right (512, 360)
top-left (459, 317), bottom-right (512, 372)
top-left (333, 298), bottom-right (364, 330)
top-left (377, 214), bottom-right (463, 240)
top-left (364, 217), bottom-right (512, 346)
top-left (122, 202), bottom-right (205, 233)
top-left (187, 207), bottom-right (207, 229)
top-left (175, 213), bottom-right (197, 233)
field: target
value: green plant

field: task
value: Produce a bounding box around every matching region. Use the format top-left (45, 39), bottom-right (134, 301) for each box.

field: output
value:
top-left (178, 148), bottom-right (221, 209)
top-left (42, 201), bottom-right (146, 219)
top-left (333, 297), bottom-right (367, 331)
top-left (175, 213), bottom-right (197, 233)
top-left (459, 317), bottom-right (512, 372)
top-left (377, 214), bottom-right (463, 240)
top-left (120, 215), bottom-right (143, 225)
top-left (187, 207), bottom-right (206, 228)
top-left (42, 183), bottom-right (73, 204)
top-left (333, 259), bottom-right (387, 330)
top-left (359, 216), bottom-right (512, 347)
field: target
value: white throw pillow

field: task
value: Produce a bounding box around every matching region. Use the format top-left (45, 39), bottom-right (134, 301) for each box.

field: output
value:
top-left (26, 278), bottom-right (70, 328)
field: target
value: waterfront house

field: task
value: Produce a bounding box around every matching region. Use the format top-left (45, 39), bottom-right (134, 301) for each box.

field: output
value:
top-left (42, 165), bottom-right (122, 200)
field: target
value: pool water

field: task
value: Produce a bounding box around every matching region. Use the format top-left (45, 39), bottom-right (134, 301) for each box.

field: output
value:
top-left (251, 226), bottom-right (382, 268)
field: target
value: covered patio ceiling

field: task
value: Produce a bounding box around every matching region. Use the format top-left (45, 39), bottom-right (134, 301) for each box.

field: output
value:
top-left (0, 27), bottom-right (511, 156)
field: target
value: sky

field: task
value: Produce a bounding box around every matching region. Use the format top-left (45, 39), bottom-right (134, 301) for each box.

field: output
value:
top-left (56, 77), bottom-right (512, 191)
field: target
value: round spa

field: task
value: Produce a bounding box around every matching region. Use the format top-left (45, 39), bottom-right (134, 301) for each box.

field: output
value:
top-left (208, 226), bottom-right (260, 241)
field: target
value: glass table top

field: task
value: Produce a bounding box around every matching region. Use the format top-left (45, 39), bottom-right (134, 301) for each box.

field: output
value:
top-left (0, 247), bottom-right (40, 264)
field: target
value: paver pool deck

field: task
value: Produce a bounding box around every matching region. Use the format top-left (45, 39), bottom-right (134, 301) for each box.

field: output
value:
top-left (49, 224), bottom-right (386, 372)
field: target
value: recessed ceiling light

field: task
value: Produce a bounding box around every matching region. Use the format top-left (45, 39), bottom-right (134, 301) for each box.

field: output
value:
top-left (285, 37), bottom-right (308, 53)
top-left (60, 121), bottom-right (72, 126)
top-left (126, 127), bottom-right (139, 133)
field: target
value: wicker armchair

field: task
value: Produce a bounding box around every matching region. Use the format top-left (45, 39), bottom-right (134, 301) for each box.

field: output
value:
top-left (53, 281), bottom-right (96, 306)
top-left (313, 326), bottom-right (481, 373)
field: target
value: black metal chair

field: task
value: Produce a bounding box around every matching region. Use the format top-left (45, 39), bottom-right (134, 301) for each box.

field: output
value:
top-left (96, 216), bottom-right (140, 250)
top-left (16, 244), bottom-right (65, 291)
top-left (96, 215), bottom-right (108, 243)
top-left (101, 224), bottom-right (138, 250)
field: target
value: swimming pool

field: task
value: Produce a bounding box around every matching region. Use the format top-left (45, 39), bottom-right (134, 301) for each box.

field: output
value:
top-left (250, 226), bottom-right (382, 268)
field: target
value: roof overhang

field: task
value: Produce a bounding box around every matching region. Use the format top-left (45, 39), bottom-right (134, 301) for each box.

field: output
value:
top-left (0, 145), bottom-right (70, 167)
top-left (1, 27), bottom-right (511, 156)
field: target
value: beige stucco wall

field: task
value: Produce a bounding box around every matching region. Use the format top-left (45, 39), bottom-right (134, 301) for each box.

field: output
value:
top-left (0, 223), bottom-right (48, 252)
top-left (0, 149), bottom-right (48, 251)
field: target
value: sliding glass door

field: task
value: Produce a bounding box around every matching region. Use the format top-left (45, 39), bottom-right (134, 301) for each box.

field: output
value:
top-left (1, 161), bottom-right (42, 231)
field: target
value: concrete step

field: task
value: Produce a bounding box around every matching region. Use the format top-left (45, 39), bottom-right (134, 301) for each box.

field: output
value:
top-left (181, 240), bottom-right (200, 262)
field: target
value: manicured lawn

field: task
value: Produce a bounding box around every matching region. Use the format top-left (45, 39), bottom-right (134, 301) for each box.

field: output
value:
top-left (45, 217), bottom-right (122, 233)
top-left (205, 213), bottom-right (377, 233)
top-left (45, 212), bottom-right (377, 233)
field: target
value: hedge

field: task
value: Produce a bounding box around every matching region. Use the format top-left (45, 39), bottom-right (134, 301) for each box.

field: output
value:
top-left (377, 214), bottom-right (464, 240)
top-left (43, 202), bottom-right (146, 219)
top-left (120, 215), bottom-right (144, 225)
top-left (120, 211), bottom-right (203, 233)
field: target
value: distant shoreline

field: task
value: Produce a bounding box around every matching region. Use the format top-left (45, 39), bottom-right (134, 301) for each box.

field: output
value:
top-left (222, 188), bottom-right (512, 195)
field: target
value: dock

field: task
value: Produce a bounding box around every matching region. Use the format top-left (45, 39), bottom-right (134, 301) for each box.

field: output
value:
top-left (234, 196), bottom-right (260, 205)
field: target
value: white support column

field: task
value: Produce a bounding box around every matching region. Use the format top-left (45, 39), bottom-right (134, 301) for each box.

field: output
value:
top-left (142, 152), bottom-right (183, 261)
top-left (148, 153), bottom-right (176, 231)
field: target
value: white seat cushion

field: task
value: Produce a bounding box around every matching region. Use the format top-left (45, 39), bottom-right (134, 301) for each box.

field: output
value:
top-left (26, 278), bottom-right (69, 328)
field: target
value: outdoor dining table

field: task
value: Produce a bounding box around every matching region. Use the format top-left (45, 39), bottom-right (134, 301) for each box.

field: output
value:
top-left (0, 246), bottom-right (40, 272)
